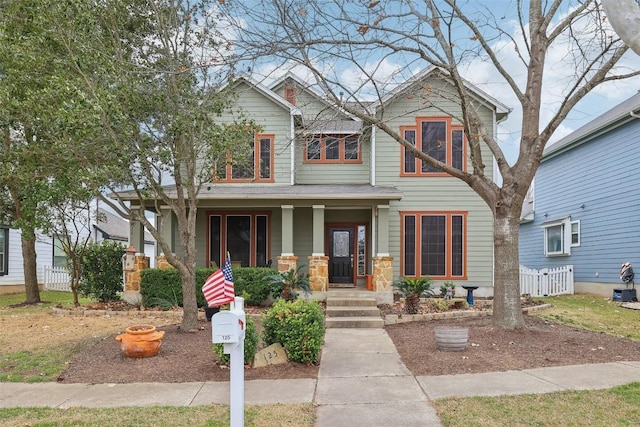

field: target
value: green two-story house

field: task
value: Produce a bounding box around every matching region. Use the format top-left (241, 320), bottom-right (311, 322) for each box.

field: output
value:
top-left (126, 67), bottom-right (509, 304)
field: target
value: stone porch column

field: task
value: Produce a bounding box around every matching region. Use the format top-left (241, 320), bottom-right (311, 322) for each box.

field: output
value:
top-left (123, 246), bottom-right (149, 305)
top-left (308, 255), bottom-right (328, 292)
top-left (373, 255), bottom-right (394, 304)
top-left (277, 255), bottom-right (298, 273)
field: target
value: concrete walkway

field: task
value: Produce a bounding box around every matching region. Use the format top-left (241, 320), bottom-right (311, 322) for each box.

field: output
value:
top-left (1, 329), bottom-right (640, 427)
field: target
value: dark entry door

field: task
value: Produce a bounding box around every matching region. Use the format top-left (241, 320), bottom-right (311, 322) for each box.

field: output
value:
top-left (329, 226), bottom-right (354, 284)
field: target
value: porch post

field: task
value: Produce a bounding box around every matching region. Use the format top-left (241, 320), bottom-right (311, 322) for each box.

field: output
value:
top-left (308, 205), bottom-right (328, 292)
top-left (129, 213), bottom-right (145, 254)
top-left (374, 205), bottom-right (393, 304)
top-left (158, 207), bottom-right (176, 257)
top-left (312, 205), bottom-right (325, 255)
top-left (376, 205), bottom-right (390, 256)
top-left (278, 205), bottom-right (297, 272)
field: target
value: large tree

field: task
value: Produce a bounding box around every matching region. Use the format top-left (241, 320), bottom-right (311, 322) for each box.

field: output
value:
top-left (46, 0), bottom-right (253, 331)
top-left (224, 0), bottom-right (639, 328)
top-left (0, 0), bottom-right (105, 304)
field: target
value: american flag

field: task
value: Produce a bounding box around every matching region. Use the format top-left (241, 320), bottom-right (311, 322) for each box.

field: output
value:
top-left (202, 257), bottom-right (235, 307)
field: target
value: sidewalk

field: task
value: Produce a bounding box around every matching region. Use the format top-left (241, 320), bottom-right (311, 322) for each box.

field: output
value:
top-left (1, 329), bottom-right (640, 426)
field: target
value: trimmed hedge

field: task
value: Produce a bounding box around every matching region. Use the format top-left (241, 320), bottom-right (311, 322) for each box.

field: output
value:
top-left (78, 240), bottom-right (125, 303)
top-left (262, 299), bottom-right (325, 364)
top-left (140, 266), bottom-right (279, 308)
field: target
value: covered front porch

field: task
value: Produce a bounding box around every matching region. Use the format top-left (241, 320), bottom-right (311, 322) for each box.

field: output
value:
top-left (128, 184), bottom-right (402, 304)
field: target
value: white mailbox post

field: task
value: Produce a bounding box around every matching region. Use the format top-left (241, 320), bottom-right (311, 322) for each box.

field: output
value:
top-left (211, 297), bottom-right (246, 427)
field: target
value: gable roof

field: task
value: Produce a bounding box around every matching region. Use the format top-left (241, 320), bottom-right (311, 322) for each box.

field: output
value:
top-left (543, 92), bottom-right (640, 160)
top-left (269, 72), bottom-right (361, 122)
top-left (94, 208), bottom-right (154, 243)
top-left (227, 74), bottom-right (303, 116)
top-left (378, 66), bottom-right (511, 121)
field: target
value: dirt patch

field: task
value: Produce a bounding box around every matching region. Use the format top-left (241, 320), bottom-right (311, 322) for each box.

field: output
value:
top-left (4, 303), bottom-right (640, 384)
top-left (386, 315), bottom-right (640, 376)
top-left (59, 319), bottom-right (318, 384)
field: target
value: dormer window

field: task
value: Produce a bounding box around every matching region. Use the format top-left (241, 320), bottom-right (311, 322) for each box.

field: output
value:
top-left (304, 134), bottom-right (361, 163)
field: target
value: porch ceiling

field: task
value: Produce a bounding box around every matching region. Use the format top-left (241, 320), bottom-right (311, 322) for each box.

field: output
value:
top-left (115, 184), bottom-right (402, 202)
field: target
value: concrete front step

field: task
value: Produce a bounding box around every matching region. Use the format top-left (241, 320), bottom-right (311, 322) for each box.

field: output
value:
top-left (326, 297), bottom-right (378, 307)
top-left (325, 306), bottom-right (381, 317)
top-left (325, 316), bottom-right (385, 328)
top-left (324, 296), bottom-right (383, 328)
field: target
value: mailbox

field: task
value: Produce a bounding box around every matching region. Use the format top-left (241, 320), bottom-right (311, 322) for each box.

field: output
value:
top-left (212, 311), bottom-right (242, 344)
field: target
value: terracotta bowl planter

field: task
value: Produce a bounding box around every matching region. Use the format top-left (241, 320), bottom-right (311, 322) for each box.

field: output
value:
top-left (115, 324), bottom-right (165, 358)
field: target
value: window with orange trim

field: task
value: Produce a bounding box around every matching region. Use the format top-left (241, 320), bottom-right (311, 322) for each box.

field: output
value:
top-left (208, 212), bottom-right (270, 268)
top-left (401, 211), bottom-right (466, 279)
top-left (214, 134), bottom-right (274, 182)
top-left (304, 134), bottom-right (361, 163)
top-left (401, 117), bottom-right (466, 175)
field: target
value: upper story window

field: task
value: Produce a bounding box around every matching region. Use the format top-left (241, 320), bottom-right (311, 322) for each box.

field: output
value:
top-left (0, 226), bottom-right (8, 275)
top-left (543, 217), bottom-right (580, 257)
top-left (304, 134), bottom-right (361, 163)
top-left (214, 134), bottom-right (274, 183)
top-left (401, 117), bottom-right (466, 176)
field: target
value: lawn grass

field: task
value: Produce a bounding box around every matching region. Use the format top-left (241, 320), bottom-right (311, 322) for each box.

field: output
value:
top-left (0, 403), bottom-right (316, 427)
top-left (532, 294), bottom-right (640, 341)
top-left (0, 290), bottom-right (94, 312)
top-left (434, 382), bottom-right (640, 427)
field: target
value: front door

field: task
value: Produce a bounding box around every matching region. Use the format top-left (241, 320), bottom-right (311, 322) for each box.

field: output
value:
top-left (328, 226), bottom-right (355, 284)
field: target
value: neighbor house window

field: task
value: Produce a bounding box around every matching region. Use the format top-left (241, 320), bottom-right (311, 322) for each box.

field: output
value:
top-left (401, 117), bottom-right (466, 175)
top-left (401, 212), bottom-right (466, 279)
top-left (0, 227), bottom-right (7, 275)
top-left (208, 212), bottom-right (270, 269)
top-left (543, 217), bottom-right (578, 256)
top-left (52, 236), bottom-right (67, 268)
top-left (304, 134), bottom-right (361, 163)
top-left (214, 134), bottom-right (274, 183)
top-left (570, 221), bottom-right (580, 247)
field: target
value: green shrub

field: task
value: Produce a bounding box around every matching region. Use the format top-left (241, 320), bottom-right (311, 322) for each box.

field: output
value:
top-left (140, 268), bottom-right (184, 309)
top-left (262, 299), bottom-right (325, 364)
top-left (431, 298), bottom-right (450, 312)
top-left (213, 316), bottom-right (259, 365)
top-left (393, 276), bottom-right (434, 314)
top-left (78, 240), bottom-right (125, 302)
top-left (234, 268), bottom-right (279, 306)
top-left (141, 267), bottom-right (277, 309)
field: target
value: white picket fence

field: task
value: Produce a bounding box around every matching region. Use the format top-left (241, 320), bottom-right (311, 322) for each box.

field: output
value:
top-left (43, 266), bottom-right (72, 292)
top-left (520, 264), bottom-right (574, 297)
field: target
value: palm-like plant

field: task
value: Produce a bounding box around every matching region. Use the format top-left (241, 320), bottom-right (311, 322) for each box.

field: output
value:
top-left (393, 276), bottom-right (434, 314)
top-left (265, 265), bottom-right (310, 301)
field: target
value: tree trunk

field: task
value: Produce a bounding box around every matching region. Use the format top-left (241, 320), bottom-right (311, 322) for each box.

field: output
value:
top-left (21, 229), bottom-right (41, 304)
top-left (492, 209), bottom-right (525, 329)
top-left (181, 266), bottom-right (199, 332)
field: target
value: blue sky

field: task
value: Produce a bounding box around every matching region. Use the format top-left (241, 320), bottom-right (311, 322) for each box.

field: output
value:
top-left (227, 0), bottom-right (640, 166)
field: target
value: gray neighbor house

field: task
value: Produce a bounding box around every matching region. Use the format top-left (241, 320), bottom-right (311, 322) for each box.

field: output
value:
top-left (519, 92), bottom-right (640, 298)
top-left (122, 67), bottom-right (510, 304)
